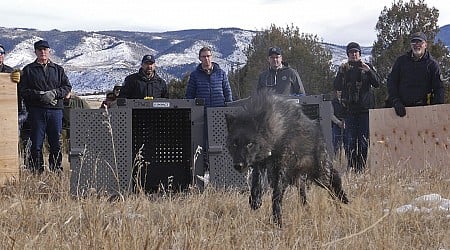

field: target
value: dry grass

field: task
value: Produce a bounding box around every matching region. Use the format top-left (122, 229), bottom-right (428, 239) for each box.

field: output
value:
top-left (1, 157), bottom-right (449, 249)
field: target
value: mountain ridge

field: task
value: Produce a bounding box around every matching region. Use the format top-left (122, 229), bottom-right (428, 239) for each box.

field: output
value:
top-left (1, 26), bottom-right (449, 94)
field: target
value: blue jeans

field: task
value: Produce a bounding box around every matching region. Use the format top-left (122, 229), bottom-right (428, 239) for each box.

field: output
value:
top-left (344, 113), bottom-right (369, 172)
top-left (28, 107), bottom-right (63, 173)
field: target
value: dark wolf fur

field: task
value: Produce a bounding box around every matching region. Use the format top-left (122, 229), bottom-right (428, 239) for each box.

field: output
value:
top-left (225, 92), bottom-right (349, 226)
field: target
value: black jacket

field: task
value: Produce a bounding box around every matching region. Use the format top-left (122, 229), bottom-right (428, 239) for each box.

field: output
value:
top-left (18, 60), bottom-right (72, 109)
top-left (332, 97), bottom-right (347, 120)
top-left (0, 64), bottom-right (13, 73)
top-left (333, 61), bottom-right (381, 113)
top-left (387, 50), bottom-right (444, 106)
top-left (119, 69), bottom-right (168, 99)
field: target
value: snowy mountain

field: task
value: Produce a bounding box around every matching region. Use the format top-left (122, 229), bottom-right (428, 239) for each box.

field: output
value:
top-left (1, 27), bottom-right (254, 94)
top-left (1, 26), bottom-right (449, 94)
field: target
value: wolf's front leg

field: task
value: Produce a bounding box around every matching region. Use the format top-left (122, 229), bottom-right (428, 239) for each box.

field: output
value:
top-left (249, 167), bottom-right (263, 210)
top-left (271, 170), bottom-right (287, 227)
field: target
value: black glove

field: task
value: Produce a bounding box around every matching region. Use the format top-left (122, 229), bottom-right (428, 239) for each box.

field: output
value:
top-left (393, 99), bottom-right (406, 117)
top-left (40, 90), bottom-right (57, 105)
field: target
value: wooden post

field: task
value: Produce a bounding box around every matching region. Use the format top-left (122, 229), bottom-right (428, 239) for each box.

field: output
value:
top-left (369, 104), bottom-right (450, 172)
top-left (0, 73), bottom-right (19, 185)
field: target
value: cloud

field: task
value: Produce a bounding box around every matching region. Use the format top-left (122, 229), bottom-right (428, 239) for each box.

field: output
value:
top-left (2, 0), bottom-right (450, 46)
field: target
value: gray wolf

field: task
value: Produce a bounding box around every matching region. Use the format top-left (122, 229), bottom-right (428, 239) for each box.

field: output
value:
top-left (225, 92), bottom-right (349, 226)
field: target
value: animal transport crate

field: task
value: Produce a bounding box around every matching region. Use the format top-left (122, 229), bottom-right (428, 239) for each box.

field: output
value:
top-left (207, 94), bottom-right (333, 189)
top-left (69, 98), bottom-right (205, 196)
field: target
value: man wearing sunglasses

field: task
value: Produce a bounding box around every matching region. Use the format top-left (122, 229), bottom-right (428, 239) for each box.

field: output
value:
top-left (0, 44), bottom-right (13, 73)
top-left (387, 31), bottom-right (445, 117)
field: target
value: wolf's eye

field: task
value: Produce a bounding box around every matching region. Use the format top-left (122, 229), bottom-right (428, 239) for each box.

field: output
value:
top-left (246, 142), bottom-right (254, 149)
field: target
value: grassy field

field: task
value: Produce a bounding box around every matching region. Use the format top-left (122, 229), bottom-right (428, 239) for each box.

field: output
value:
top-left (0, 156), bottom-right (449, 249)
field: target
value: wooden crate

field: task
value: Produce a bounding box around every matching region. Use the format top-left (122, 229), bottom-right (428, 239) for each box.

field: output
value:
top-left (369, 104), bottom-right (449, 172)
top-left (0, 73), bottom-right (19, 185)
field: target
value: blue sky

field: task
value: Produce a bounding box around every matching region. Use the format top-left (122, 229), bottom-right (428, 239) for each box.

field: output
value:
top-left (4, 0), bottom-right (450, 46)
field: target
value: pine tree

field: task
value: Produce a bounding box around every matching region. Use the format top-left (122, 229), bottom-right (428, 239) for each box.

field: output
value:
top-left (168, 73), bottom-right (189, 99)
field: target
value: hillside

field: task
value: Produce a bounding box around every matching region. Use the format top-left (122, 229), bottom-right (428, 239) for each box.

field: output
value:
top-left (1, 26), bottom-right (449, 94)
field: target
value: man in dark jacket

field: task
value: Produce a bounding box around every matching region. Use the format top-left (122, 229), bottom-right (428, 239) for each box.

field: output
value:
top-left (0, 44), bottom-right (13, 73)
top-left (388, 31), bottom-right (444, 117)
top-left (257, 47), bottom-right (306, 96)
top-left (333, 42), bottom-right (381, 172)
top-left (119, 55), bottom-right (168, 99)
top-left (185, 46), bottom-right (233, 107)
top-left (18, 40), bottom-right (72, 174)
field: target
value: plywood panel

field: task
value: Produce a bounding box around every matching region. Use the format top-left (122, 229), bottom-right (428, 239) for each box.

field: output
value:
top-left (369, 104), bottom-right (449, 172)
top-left (0, 73), bottom-right (19, 185)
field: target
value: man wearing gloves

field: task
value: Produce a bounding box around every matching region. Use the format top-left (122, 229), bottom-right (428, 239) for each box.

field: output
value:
top-left (18, 40), bottom-right (72, 174)
top-left (388, 31), bottom-right (444, 117)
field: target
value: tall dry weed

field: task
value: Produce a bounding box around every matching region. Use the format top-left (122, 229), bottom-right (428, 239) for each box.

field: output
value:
top-left (1, 155), bottom-right (449, 249)
top-left (2, 117), bottom-right (449, 249)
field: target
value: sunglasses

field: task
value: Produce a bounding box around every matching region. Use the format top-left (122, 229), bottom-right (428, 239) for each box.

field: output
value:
top-left (0, 51), bottom-right (5, 55)
top-left (410, 39), bottom-right (424, 45)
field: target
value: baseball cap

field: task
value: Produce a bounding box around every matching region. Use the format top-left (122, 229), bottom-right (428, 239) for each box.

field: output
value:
top-left (268, 47), bottom-right (282, 56)
top-left (346, 42), bottom-right (361, 54)
top-left (34, 40), bottom-right (50, 49)
top-left (411, 32), bottom-right (427, 42)
top-left (141, 54), bottom-right (156, 64)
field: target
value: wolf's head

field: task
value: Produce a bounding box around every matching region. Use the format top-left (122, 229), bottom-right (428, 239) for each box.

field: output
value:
top-left (225, 113), bottom-right (274, 172)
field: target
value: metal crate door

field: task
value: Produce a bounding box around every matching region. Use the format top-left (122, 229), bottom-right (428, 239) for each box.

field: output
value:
top-left (207, 107), bottom-right (247, 189)
top-left (131, 108), bottom-right (193, 192)
top-left (69, 108), bottom-right (132, 196)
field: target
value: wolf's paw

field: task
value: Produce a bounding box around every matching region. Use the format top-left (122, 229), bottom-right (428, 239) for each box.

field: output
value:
top-left (249, 196), bottom-right (262, 210)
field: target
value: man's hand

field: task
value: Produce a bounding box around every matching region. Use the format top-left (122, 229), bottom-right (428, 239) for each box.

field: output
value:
top-left (10, 69), bottom-right (21, 83)
top-left (40, 90), bottom-right (57, 105)
top-left (360, 61), bottom-right (371, 72)
top-left (393, 99), bottom-right (406, 117)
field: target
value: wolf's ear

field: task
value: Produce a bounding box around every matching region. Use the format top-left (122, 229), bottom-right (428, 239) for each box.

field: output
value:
top-left (225, 113), bottom-right (235, 130)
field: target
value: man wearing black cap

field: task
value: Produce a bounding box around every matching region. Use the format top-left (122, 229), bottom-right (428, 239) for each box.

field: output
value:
top-left (119, 54), bottom-right (168, 99)
top-left (333, 42), bottom-right (380, 173)
top-left (387, 31), bottom-right (444, 117)
top-left (18, 39), bottom-right (72, 174)
top-left (256, 47), bottom-right (305, 96)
